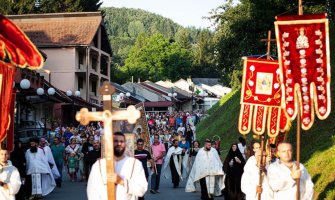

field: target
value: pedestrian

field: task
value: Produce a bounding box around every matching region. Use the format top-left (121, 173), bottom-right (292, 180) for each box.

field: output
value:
top-left (189, 140), bottom-right (200, 169)
top-left (25, 137), bottom-right (55, 199)
top-left (223, 143), bottom-right (246, 200)
top-left (162, 139), bottom-right (183, 188)
top-left (87, 132), bottom-right (147, 200)
top-left (67, 153), bottom-right (78, 182)
top-left (267, 143), bottom-right (314, 200)
top-left (85, 140), bottom-right (101, 179)
top-left (237, 137), bottom-right (247, 160)
top-left (150, 134), bottom-right (165, 194)
top-left (241, 149), bottom-right (273, 200)
top-left (39, 138), bottom-right (60, 181)
top-left (0, 147), bottom-right (22, 200)
top-left (82, 136), bottom-right (94, 181)
top-left (134, 139), bottom-right (155, 200)
top-left (185, 139), bottom-right (225, 200)
top-left (10, 141), bottom-right (26, 199)
top-left (50, 137), bottom-right (65, 187)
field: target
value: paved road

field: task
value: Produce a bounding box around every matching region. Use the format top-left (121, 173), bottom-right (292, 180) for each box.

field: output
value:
top-left (44, 173), bottom-right (202, 200)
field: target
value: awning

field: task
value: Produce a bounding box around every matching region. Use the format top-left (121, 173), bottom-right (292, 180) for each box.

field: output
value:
top-left (144, 101), bottom-right (173, 107)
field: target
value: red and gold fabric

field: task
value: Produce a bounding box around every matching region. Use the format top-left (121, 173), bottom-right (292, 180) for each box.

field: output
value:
top-left (239, 58), bottom-right (289, 137)
top-left (275, 14), bottom-right (331, 130)
top-left (0, 15), bottom-right (44, 143)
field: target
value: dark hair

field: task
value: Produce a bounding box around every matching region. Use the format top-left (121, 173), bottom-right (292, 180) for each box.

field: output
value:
top-left (238, 137), bottom-right (246, 146)
top-left (205, 139), bottom-right (212, 143)
top-left (114, 131), bottom-right (125, 138)
top-left (172, 139), bottom-right (178, 144)
top-left (192, 140), bottom-right (200, 146)
top-left (154, 134), bottom-right (159, 138)
top-left (137, 138), bottom-right (144, 143)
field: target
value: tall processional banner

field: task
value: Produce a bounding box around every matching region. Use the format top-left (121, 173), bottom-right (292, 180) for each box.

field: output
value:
top-left (275, 14), bottom-right (331, 130)
top-left (239, 58), bottom-right (289, 137)
top-left (0, 15), bottom-right (44, 142)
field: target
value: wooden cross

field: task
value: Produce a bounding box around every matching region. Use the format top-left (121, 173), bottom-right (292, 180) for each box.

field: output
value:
top-left (76, 81), bottom-right (140, 200)
top-left (260, 30), bottom-right (276, 60)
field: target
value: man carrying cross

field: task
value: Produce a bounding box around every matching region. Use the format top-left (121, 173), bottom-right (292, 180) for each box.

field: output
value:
top-left (87, 131), bottom-right (147, 200)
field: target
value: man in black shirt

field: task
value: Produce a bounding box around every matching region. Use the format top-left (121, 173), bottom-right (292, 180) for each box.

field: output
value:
top-left (134, 139), bottom-right (155, 200)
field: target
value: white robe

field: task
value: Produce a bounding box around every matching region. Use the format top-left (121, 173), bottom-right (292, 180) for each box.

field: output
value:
top-left (162, 146), bottom-right (183, 181)
top-left (25, 148), bottom-right (56, 196)
top-left (40, 146), bottom-right (60, 179)
top-left (0, 161), bottom-right (21, 200)
top-left (87, 156), bottom-right (148, 200)
top-left (267, 161), bottom-right (313, 200)
top-left (185, 148), bottom-right (225, 196)
top-left (241, 156), bottom-right (273, 200)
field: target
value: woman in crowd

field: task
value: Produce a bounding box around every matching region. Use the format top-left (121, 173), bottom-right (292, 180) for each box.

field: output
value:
top-left (189, 140), bottom-right (200, 169)
top-left (223, 143), bottom-right (246, 200)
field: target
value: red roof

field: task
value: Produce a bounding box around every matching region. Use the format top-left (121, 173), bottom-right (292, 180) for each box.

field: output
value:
top-left (144, 101), bottom-right (173, 107)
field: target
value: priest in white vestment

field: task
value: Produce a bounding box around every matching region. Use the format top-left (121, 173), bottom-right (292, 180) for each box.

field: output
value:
top-left (25, 138), bottom-right (55, 198)
top-left (162, 139), bottom-right (183, 188)
top-left (241, 149), bottom-right (273, 200)
top-left (39, 138), bottom-right (60, 179)
top-left (267, 143), bottom-right (313, 200)
top-left (0, 148), bottom-right (21, 200)
top-left (185, 139), bottom-right (225, 200)
top-left (87, 132), bottom-right (147, 200)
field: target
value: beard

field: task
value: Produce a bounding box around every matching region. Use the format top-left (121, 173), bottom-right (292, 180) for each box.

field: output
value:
top-left (30, 146), bottom-right (37, 153)
top-left (205, 146), bottom-right (211, 151)
top-left (114, 146), bottom-right (125, 157)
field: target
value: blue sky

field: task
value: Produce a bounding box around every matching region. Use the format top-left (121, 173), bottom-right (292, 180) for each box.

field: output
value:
top-left (101, 0), bottom-right (224, 29)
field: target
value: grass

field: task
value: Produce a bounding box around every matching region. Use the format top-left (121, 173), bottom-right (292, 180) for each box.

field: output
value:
top-left (196, 21), bottom-right (335, 200)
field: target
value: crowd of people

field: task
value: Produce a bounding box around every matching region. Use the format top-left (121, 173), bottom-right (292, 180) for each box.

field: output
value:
top-left (0, 109), bottom-right (314, 200)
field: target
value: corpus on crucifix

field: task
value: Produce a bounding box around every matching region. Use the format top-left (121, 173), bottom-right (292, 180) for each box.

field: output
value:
top-left (77, 82), bottom-right (148, 200)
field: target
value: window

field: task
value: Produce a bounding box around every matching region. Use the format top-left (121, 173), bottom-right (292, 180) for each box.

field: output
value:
top-left (91, 80), bottom-right (97, 96)
top-left (78, 76), bottom-right (84, 90)
top-left (78, 52), bottom-right (84, 69)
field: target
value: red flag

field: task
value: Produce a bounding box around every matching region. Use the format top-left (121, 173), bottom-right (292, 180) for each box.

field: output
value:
top-left (275, 14), bottom-right (331, 130)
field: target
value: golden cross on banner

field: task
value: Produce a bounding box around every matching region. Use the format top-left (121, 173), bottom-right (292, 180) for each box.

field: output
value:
top-left (260, 30), bottom-right (276, 60)
top-left (76, 82), bottom-right (140, 200)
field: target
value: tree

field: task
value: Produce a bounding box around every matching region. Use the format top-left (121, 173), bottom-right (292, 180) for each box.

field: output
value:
top-left (211, 0), bottom-right (327, 87)
top-left (1, 0), bottom-right (102, 15)
top-left (122, 33), bottom-right (192, 82)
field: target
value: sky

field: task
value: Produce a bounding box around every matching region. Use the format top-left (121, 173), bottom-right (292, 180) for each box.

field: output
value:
top-left (101, 0), bottom-right (224, 29)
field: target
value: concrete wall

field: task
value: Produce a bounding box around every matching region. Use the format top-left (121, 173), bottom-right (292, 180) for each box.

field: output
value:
top-left (41, 48), bottom-right (76, 92)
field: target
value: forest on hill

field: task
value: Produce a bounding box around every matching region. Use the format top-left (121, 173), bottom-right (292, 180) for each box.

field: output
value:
top-left (102, 7), bottom-right (218, 83)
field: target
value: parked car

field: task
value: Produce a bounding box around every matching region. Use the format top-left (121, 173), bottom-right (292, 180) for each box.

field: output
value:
top-left (14, 128), bottom-right (46, 144)
top-left (16, 120), bottom-right (45, 129)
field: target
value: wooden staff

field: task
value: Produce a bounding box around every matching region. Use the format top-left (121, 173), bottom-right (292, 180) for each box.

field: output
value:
top-left (296, 1), bottom-right (303, 199)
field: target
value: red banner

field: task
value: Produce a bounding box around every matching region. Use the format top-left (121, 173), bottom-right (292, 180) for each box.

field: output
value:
top-left (0, 61), bottom-right (15, 142)
top-left (239, 58), bottom-right (289, 137)
top-left (275, 14), bottom-right (331, 130)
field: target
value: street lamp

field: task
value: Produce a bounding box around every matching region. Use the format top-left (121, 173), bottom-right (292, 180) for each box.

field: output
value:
top-left (119, 92), bottom-right (131, 108)
top-left (20, 79), bottom-right (30, 89)
top-left (168, 92), bottom-right (177, 111)
top-left (37, 87), bottom-right (55, 137)
top-left (66, 90), bottom-right (81, 125)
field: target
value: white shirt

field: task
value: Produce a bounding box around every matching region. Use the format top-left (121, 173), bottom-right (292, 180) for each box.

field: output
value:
top-left (267, 161), bottom-right (314, 200)
top-left (87, 156), bottom-right (148, 200)
top-left (0, 161), bottom-right (21, 200)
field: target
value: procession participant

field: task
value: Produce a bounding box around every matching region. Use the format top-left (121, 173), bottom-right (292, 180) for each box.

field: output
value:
top-left (185, 139), bottom-right (225, 200)
top-left (25, 137), bottom-right (55, 199)
top-left (243, 142), bottom-right (261, 172)
top-left (162, 139), bottom-right (183, 188)
top-left (189, 140), bottom-right (200, 169)
top-left (267, 143), bottom-right (314, 200)
top-left (269, 144), bottom-right (278, 163)
top-left (134, 139), bottom-right (155, 200)
top-left (237, 137), bottom-right (247, 160)
top-left (0, 148), bottom-right (21, 200)
top-left (150, 134), bottom-right (165, 194)
top-left (50, 137), bottom-right (65, 187)
top-left (39, 138), bottom-right (60, 180)
top-left (241, 149), bottom-right (273, 200)
top-left (87, 132), bottom-right (147, 200)
top-left (10, 141), bottom-right (26, 199)
top-left (223, 143), bottom-right (246, 200)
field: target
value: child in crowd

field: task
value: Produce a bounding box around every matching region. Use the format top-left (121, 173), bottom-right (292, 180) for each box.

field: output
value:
top-left (68, 153), bottom-right (78, 182)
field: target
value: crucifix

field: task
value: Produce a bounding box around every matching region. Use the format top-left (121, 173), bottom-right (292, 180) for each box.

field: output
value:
top-left (76, 82), bottom-right (140, 200)
top-left (260, 30), bottom-right (276, 60)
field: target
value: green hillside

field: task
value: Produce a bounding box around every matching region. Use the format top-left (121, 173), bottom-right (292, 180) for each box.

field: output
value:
top-left (196, 17), bottom-right (335, 200)
top-left (196, 86), bottom-right (335, 200)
